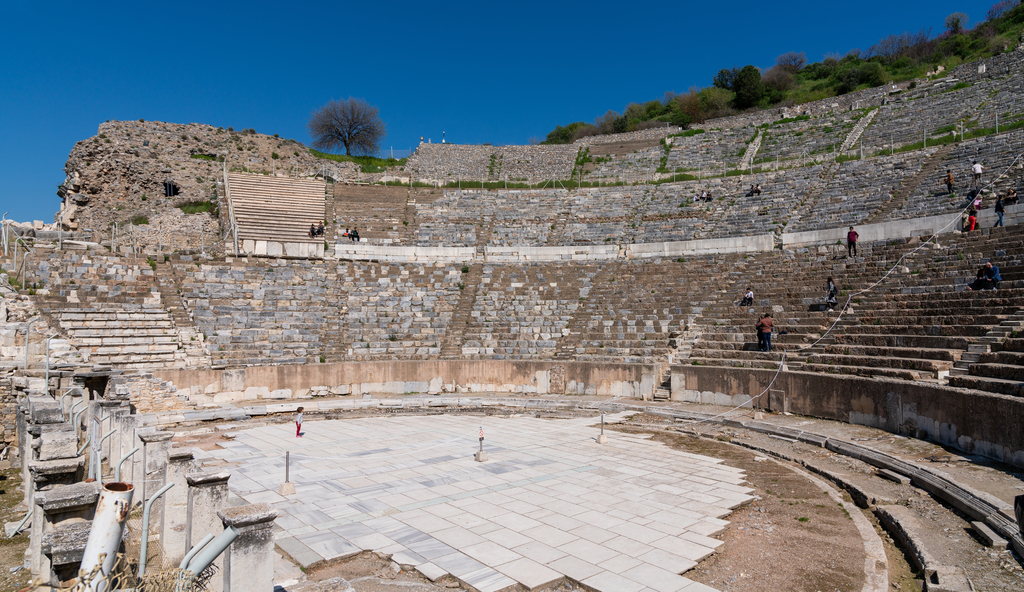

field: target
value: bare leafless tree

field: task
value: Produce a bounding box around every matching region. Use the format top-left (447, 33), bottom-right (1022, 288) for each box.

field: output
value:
top-left (775, 51), bottom-right (807, 74)
top-left (307, 98), bottom-right (386, 156)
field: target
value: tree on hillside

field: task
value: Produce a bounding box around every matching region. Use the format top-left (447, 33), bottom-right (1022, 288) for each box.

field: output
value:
top-left (712, 67), bottom-right (741, 90)
top-left (307, 98), bottom-right (386, 156)
top-left (945, 12), bottom-right (969, 35)
top-left (731, 65), bottom-right (765, 110)
top-left (775, 52), bottom-right (807, 73)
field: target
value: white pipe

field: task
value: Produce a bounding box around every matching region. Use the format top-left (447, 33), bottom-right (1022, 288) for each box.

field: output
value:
top-left (115, 447), bottom-right (139, 483)
top-left (45, 333), bottom-right (59, 389)
top-left (59, 389), bottom-right (75, 419)
top-left (187, 526), bottom-right (238, 574)
top-left (78, 482), bottom-right (134, 591)
top-left (179, 533), bottom-right (215, 569)
top-left (23, 318), bottom-right (37, 370)
top-left (138, 482), bottom-right (174, 576)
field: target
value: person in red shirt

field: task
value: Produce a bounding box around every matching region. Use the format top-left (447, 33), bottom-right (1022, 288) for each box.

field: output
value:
top-left (967, 210), bottom-right (977, 232)
top-left (847, 227), bottom-right (859, 258)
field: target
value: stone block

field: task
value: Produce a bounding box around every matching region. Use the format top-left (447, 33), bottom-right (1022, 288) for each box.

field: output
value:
top-left (222, 369), bottom-right (246, 392)
top-left (267, 389), bottom-right (292, 400)
top-left (213, 391), bottom-right (244, 403)
top-left (38, 429), bottom-right (77, 461)
top-left (243, 386), bottom-right (270, 399)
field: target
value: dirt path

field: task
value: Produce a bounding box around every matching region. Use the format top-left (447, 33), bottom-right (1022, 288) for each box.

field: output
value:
top-left (615, 423), bottom-right (868, 592)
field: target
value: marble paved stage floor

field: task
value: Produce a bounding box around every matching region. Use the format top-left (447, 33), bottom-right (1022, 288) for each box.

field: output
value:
top-left (216, 413), bottom-right (753, 592)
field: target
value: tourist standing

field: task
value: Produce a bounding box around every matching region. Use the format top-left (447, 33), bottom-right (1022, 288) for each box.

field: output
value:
top-left (847, 226), bottom-right (859, 258)
top-left (756, 314), bottom-right (775, 352)
top-left (995, 196), bottom-right (1005, 228)
top-left (296, 406), bottom-right (304, 438)
top-left (944, 169), bottom-right (955, 196)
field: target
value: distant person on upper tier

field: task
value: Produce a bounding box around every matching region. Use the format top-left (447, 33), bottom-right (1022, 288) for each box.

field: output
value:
top-left (351, 228), bottom-right (360, 242)
top-left (972, 161), bottom-right (984, 186)
top-left (747, 184), bottom-right (757, 197)
top-left (825, 277), bottom-right (838, 312)
top-left (944, 169), bottom-right (955, 196)
top-left (995, 196), bottom-right (1005, 227)
top-left (847, 226), bottom-right (859, 258)
top-left (317, 222), bottom-right (325, 236)
top-left (309, 223), bottom-right (317, 238)
top-left (741, 288), bottom-right (754, 306)
top-left (1006, 188), bottom-right (1018, 206)
top-left (755, 184), bottom-right (762, 196)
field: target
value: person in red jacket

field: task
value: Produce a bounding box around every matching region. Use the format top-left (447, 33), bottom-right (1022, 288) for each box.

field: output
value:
top-left (847, 227), bottom-right (859, 258)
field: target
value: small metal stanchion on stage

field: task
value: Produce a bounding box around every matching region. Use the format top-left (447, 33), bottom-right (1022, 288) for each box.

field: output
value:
top-left (279, 450), bottom-right (296, 495)
top-left (475, 426), bottom-right (488, 462)
top-left (597, 414), bottom-right (607, 444)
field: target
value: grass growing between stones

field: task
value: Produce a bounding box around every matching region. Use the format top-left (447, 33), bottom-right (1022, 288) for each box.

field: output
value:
top-left (309, 149), bottom-right (407, 169)
top-left (176, 200), bottom-right (217, 215)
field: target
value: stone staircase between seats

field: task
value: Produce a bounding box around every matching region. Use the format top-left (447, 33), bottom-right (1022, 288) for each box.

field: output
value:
top-left (228, 173), bottom-right (326, 244)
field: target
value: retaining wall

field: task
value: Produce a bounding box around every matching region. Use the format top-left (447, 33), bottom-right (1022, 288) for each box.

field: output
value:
top-left (334, 234), bottom-right (775, 264)
top-left (782, 203), bottom-right (1023, 248)
top-left (153, 360), bottom-right (657, 402)
top-left (671, 365), bottom-right (1024, 468)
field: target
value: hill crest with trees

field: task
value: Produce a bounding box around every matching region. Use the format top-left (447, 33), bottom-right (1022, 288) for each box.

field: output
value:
top-left (541, 1), bottom-right (1024, 144)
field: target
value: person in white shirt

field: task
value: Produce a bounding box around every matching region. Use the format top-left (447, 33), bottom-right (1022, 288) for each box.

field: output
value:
top-left (296, 407), bottom-right (304, 438)
top-left (972, 161), bottom-right (984, 186)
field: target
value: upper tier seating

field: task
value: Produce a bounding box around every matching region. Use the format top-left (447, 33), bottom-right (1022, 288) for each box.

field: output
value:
top-left (228, 173), bottom-right (326, 244)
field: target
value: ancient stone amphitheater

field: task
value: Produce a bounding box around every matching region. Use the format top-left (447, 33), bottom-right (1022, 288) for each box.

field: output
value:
top-left (4, 49), bottom-right (1024, 592)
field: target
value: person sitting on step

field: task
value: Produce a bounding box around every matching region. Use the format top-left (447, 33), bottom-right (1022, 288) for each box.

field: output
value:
top-left (966, 267), bottom-right (988, 291)
top-left (740, 288), bottom-right (754, 306)
top-left (316, 221), bottom-right (325, 236)
top-left (1006, 188), bottom-right (1018, 206)
top-left (309, 222), bottom-right (317, 238)
top-left (984, 261), bottom-right (1001, 290)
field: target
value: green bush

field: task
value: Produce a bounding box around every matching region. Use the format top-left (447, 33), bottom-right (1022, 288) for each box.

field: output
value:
top-left (177, 200), bottom-right (217, 215)
top-left (131, 215), bottom-right (149, 225)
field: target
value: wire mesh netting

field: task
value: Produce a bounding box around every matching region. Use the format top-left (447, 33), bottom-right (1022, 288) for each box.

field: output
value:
top-left (20, 551), bottom-right (215, 591)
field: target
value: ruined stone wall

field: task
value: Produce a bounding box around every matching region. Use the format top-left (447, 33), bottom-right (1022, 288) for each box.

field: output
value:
top-left (58, 120), bottom-right (361, 253)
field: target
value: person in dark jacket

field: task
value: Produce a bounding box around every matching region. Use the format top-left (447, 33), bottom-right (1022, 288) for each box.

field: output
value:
top-left (984, 262), bottom-right (1001, 290)
top-left (995, 196), bottom-right (1005, 228)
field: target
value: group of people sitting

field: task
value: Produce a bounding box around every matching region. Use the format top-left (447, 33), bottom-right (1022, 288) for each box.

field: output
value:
top-left (745, 184), bottom-right (763, 197)
top-left (692, 190), bottom-right (714, 203)
top-left (308, 222), bottom-right (361, 242)
top-left (967, 261), bottom-right (1001, 291)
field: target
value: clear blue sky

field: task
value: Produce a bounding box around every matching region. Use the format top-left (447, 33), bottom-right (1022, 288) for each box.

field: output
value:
top-left (0, 0), bottom-right (999, 223)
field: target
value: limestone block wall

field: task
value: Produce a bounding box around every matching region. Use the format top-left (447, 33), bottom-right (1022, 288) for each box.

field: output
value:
top-left (671, 364), bottom-right (1024, 469)
top-left (151, 360), bottom-right (658, 400)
